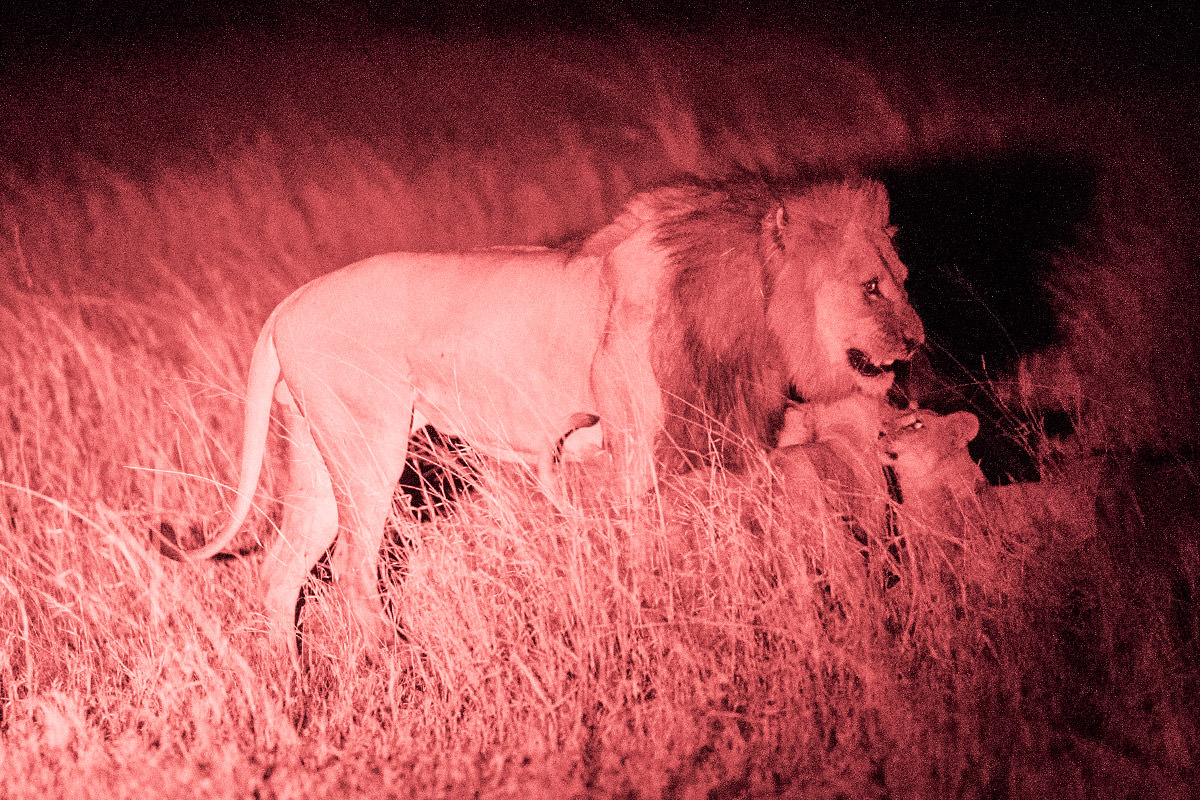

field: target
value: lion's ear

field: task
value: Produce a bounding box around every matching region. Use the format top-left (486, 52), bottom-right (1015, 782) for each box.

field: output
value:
top-left (947, 411), bottom-right (980, 446)
top-left (774, 200), bottom-right (841, 248)
top-left (771, 204), bottom-right (792, 252)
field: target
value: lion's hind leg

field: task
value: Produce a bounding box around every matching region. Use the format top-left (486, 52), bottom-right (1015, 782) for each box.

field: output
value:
top-left (259, 383), bottom-right (338, 659)
top-left (303, 388), bottom-right (415, 649)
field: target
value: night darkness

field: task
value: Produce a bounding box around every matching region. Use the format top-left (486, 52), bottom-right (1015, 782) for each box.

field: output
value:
top-left (2, 2), bottom-right (1199, 798)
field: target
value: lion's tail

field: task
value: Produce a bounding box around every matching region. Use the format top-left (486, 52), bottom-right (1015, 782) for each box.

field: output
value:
top-left (186, 312), bottom-right (282, 562)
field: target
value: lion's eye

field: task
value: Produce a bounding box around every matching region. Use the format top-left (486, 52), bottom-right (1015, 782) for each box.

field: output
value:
top-left (863, 277), bottom-right (880, 297)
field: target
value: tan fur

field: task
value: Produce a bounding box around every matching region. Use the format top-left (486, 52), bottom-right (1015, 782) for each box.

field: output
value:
top-left (882, 409), bottom-right (986, 532)
top-left (983, 465), bottom-right (1103, 543)
top-left (882, 408), bottom-right (1100, 543)
top-left (183, 178), bottom-right (922, 655)
top-left (771, 395), bottom-right (894, 537)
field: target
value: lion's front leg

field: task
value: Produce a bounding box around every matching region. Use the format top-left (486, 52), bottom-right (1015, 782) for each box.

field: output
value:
top-left (596, 402), bottom-right (660, 502)
top-left (591, 331), bottom-right (662, 503)
top-left (620, 432), bottom-right (659, 500)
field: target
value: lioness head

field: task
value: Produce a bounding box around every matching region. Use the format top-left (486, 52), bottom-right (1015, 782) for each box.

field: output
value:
top-left (882, 408), bottom-right (985, 502)
top-left (765, 179), bottom-right (924, 401)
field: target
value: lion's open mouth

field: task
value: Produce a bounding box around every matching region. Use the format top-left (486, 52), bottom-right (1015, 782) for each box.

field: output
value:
top-left (847, 348), bottom-right (898, 378)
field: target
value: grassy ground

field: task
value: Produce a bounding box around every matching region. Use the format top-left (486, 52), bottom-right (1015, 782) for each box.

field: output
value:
top-left (0, 19), bottom-right (1197, 799)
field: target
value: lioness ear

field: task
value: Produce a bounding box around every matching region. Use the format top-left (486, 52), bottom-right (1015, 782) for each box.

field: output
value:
top-left (948, 411), bottom-right (980, 445)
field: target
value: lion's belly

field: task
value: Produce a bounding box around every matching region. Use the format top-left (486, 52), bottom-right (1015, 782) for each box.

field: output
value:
top-left (409, 351), bottom-right (598, 464)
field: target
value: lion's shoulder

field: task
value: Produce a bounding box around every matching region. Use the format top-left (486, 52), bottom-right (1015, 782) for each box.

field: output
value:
top-left (571, 185), bottom-right (707, 260)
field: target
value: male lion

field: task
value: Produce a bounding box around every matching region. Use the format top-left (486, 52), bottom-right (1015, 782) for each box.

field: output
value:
top-left (183, 177), bottom-right (923, 653)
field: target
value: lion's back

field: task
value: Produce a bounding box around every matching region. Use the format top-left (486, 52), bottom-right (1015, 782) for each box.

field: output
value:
top-left (275, 247), bottom-right (604, 351)
top-left (269, 247), bottom-right (610, 437)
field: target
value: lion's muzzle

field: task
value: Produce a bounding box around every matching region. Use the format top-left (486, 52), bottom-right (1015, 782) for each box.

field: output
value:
top-left (848, 348), bottom-right (889, 377)
top-left (900, 309), bottom-right (926, 359)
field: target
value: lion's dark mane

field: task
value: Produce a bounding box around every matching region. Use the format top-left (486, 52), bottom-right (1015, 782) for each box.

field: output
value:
top-left (649, 181), bottom-right (793, 472)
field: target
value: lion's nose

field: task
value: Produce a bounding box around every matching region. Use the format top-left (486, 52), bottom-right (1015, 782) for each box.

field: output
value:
top-left (901, 337), bottom-right (923, 360)
top-left (907, 310), bottom-right (926, 348)
top-left (902, 320), bottom-right (925, 358)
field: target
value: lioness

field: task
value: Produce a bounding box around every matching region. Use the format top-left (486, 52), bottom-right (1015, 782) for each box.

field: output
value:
top-left (771, 394), bottom-right (895, 539)
top-left (882, 407), bottom-right (987, 531)
top-left (184, 178), bottom-right (924, 653)
top-left (881, 406), bottom-right (1100, 545)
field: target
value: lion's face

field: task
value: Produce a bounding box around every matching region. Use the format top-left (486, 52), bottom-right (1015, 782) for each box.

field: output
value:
top-left (766, 181), bottom-right (925, 402)
top-left (882, 408), bottom-right (984, 497)
top-left (811, 231), bottom-right (924, 396)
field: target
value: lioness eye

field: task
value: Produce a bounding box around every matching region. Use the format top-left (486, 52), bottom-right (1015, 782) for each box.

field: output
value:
top-left (863, 277), bottom-right (880, 296)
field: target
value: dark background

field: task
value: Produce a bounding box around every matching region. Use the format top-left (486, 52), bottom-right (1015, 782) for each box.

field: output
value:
top-left (2, 1), bottom-right (1196, 59)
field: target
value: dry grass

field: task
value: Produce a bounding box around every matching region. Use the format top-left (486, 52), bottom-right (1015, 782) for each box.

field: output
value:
top-left (0, 23), bottom-right (1197, 799)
